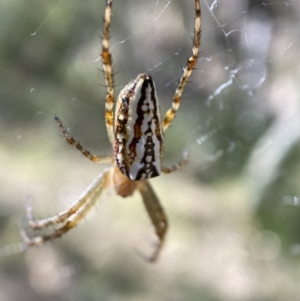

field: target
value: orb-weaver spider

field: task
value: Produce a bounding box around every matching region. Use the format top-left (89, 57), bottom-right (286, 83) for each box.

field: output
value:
top-left (22, 0), bottom-right (201, 262)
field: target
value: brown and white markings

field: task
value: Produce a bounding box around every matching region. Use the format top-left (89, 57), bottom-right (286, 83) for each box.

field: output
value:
top-left (114, 73), bottom-right (163, 181)
top-left (21, 0), bottom-right (201, 262)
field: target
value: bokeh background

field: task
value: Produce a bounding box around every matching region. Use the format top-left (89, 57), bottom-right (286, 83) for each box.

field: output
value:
top-left (1, 0), bottom-right (300, 300)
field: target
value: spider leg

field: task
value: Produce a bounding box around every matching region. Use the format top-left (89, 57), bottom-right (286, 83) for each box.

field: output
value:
top-left (139, 180), bottom-right (168, 262)
top-left (25, 171), bottom-right (110, 230)
top-left (162, 150), bottom-right (188, 174)
top-left (21, 171), bottom-right (110, 246)
top-left (55, 116), bottom-right (113, 164)
top-left (162, 0), bottom-right (201, 132)
top-left (101, 0), bottom-right (115, 146)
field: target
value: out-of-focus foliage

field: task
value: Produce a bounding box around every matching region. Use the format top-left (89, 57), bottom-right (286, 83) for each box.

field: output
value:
top-left (1, 1), bottom-right (300, 300)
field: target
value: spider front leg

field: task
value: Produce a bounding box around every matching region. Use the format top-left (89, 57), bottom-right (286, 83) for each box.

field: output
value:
top-left (21, 171), bottom-right (110, 246)
top-left (54, 116), bottom-right (113, 164)
top-left (139, 181), bottom-right (168, 262)
top-left (162, 0), bottom-right (201, 132)
top-left (101, 0), bottom-right (115, 147)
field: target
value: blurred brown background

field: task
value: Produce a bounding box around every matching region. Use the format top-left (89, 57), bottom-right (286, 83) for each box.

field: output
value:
top-left (1, 0), bottom-right (300, 300)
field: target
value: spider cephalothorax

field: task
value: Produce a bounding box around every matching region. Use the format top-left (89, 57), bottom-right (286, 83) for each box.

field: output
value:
top-left (22, 0), bottom-right (201, 262)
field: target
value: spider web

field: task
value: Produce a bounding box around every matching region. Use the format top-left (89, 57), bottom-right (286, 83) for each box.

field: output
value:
top-left (1, 0), bottom-right (300, 300)
top-left (1, 0), bottom-right (296, 201)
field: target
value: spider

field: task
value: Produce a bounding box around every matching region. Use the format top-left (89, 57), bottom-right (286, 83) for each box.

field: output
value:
top-left (21, 0), bottom-right (201, 262)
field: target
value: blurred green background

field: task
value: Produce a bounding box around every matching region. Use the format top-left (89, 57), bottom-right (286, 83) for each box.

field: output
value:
top-left (1, 0), bottom-right (300, 300)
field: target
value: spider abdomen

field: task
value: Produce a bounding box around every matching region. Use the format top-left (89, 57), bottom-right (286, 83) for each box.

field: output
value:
top-left (114, 73), bottom-right (164, 181)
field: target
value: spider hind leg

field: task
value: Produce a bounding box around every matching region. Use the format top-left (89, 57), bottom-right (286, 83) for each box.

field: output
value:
top-left (162, 150), bottom-right (188, 174)
top-left (21, 171), bottom-right (110, 247)
top-left (139, 181), bottom-right (168, 262)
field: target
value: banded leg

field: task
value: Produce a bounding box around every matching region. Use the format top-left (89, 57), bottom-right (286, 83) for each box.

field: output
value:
top-left (21, 171), bottom-right (110, 246)
top-left (55, 116), bottom-right (113, 164)
top-left (162, 150), bottom-right (188, 174)
top-left (139, 181), bottom-right (168, 262)
top-left (101, 0), bottom-right (115, 146)
top-left (162, 0), bottom-right (201, 131)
